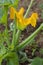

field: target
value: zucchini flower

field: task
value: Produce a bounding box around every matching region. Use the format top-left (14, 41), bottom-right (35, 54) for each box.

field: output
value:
top-left (10, 7), bottom-right (38, 30)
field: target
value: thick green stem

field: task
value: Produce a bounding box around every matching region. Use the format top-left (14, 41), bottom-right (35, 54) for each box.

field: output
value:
top-left (10, 18), bottom-right (17, 50)
top-left (15, 30), bottom-right (21, 45)
top-left (16, 23), bottom-right (43, 50)
top-left (4, 6), bottom-right (10, 47)
top-left (11, 24), bottom-right (16, 49)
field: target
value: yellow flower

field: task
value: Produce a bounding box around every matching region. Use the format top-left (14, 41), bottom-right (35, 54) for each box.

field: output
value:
top-left (10, 7), bottom-right (38, 30)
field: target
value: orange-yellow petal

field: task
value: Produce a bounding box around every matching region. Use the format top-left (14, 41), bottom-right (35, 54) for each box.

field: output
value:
top-left (30, 13), bottom-right (38, 27)
top-left (18, 7), bottom-right (25, 15)
top-left (31, 13), bottom-right (38, 19)
top-left (10, 7), bottom-right (17, 19)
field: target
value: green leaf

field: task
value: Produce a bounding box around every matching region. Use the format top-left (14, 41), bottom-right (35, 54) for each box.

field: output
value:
top-left (0, 7), bottom-right (4, 19)
top-left (0, 12), bottom-right (7, 24)
top-left (39, 3), bottom-right (43, 9)
top-left (40, 48), bottom-right (43, 54)
top-left (7, 52), bottom-right (19, 65)
top-left (0, 33), bottom-right (6, 57)
top-left (0, 37), bottom-right (6, 57)
top-left (13, 0), bottom-right (19, 7)
top-left (31, 57), bottom-right (43, 65)
top-left (0, 6), bottom-right (8, 24)
top-left (0, 45), bottom-right (6, 57)
top-left (0, 0), bottom-right (19, 7)
top-left (0, 0), bottom-right (11, 6)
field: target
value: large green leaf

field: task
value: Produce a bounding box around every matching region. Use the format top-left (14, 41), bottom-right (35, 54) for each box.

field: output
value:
top-left (0, 12), bottom-right (7, 24)
top-left (0, 0), bottom-right (12, 6)
top-left (31, 57), bottom-right (43, 65)
top-left (0, 0), bottom-right (19, 24)
top-left (0, 0), bottom-right (19, 6)
top-left (0, 45), bottom-right (6, 57)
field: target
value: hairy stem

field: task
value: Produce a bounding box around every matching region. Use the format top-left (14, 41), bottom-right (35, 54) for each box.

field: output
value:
top-left (16, 23), bottom-right (43, 50)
